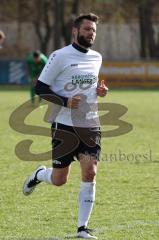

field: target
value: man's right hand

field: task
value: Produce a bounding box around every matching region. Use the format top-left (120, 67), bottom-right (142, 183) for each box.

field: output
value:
top-left (67, 96), bottom-right (81, 109)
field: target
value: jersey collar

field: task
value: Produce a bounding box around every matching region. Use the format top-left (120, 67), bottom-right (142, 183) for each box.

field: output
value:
top-left (72, 42), bottom-right (88, 53)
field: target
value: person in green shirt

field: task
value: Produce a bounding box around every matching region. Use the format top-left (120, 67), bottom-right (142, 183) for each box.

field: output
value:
top-left (26, 50), bottom-right (48, 104)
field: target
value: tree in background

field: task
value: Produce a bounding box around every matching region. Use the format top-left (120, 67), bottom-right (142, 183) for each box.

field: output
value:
top-left (32, 0), bottom-right (53, 54)
top-left (1, 0), bottom-right (159, 59)
top-left (0, 0), bottom-right (80, 54)
top-left (32, 0), bottom-right (80, 51)
top-left (123, 0), bottom-right (159, 59)
top-left (53, 0), bottom-right (79, 49)
top-left (98, 0), bottom-right (159, 59)
top-left (28, 0), bottom-right (80, 52)
top-left (138, 0), bottom-right (159, 59)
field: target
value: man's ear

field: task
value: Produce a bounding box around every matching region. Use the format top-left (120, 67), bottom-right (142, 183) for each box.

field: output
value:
top-left (72, 27), bottom-right (77, 39)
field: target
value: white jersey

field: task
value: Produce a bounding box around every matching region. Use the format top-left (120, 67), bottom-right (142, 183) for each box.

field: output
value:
top-left (39, 44), bottom-right (102, 127)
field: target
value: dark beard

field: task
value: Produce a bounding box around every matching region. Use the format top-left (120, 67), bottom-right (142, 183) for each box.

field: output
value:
top-left (77, 34), bottom-right (93, 48)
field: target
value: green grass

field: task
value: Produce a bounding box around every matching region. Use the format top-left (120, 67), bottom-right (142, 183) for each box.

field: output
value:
top-left (0, 88), bottom-right (159, 240)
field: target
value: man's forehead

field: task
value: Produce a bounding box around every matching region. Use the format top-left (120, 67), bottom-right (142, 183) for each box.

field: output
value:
top-left (80, 19), bottom-right (96, 28)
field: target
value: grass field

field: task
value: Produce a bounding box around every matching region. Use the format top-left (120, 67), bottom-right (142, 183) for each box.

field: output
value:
top-left (0, 87), bottom-right (159, 240)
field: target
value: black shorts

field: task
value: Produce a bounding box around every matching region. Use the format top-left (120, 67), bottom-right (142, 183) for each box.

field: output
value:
top-left (51, 122), bottom-right (101, 168)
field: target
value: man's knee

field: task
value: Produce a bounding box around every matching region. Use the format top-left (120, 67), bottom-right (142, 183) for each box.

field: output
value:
top-left (51, 166), bottom-right (70, 186)
top-left (52, 178), bottom-right (67, 186)
top-left (83, 169), bottom-right (97, 182)
top-left (51, 174), bottom-right (68, 186)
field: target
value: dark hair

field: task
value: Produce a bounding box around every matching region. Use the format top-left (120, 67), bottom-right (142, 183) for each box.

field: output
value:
top-left (33, 50), bottom-right (41, 58)
top-left (73, 13), bottom-right (99, 28)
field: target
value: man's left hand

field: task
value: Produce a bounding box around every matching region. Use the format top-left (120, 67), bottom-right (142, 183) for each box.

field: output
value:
top-left (96, 80), bottom-right (108, 97)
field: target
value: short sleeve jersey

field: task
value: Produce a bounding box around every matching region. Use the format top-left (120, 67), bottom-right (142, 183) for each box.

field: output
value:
top-left (27, 53), bottom-right (48, 79)
top-left (39, 44), bottom-right (102, 127)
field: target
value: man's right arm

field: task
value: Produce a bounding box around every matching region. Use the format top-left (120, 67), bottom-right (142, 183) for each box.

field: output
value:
top-left (35, 80), bottom-right (81, 109)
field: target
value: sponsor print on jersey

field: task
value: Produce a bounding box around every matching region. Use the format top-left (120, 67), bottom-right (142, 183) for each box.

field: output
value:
top-left (72, 73), bottom-right (97, 85)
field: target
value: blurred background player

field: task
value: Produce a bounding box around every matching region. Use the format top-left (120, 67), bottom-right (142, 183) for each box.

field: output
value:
top-left (26, 50), bottom-right (48, 104)
top-left (0, 30), bottom-right (5, 49)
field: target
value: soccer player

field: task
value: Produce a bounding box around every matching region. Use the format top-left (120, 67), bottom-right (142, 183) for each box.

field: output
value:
top-left (26, 50), bottom-right (48, 104)
top-left (23, 13), bottom-right (108, 239)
